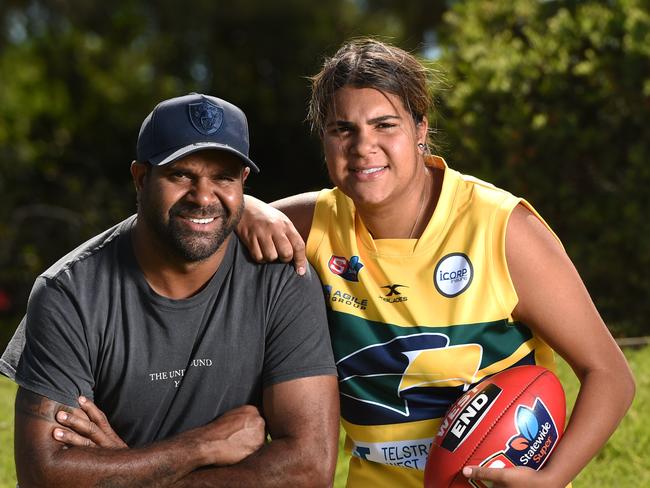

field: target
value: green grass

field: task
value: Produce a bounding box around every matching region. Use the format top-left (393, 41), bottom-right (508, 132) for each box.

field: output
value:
top-left (1, 347), bottom-right (647, 487)
top-left (0, 377), bottom-right (16, 488)
top-left (568, 347), bottom-right (650, 487)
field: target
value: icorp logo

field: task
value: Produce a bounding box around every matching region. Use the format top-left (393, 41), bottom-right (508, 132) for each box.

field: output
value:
top-left (434, 253), bottom-right (473, 297)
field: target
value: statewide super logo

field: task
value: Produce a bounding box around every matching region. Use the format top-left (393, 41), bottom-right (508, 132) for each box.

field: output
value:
top-left (434, 253), bottom-right (473, 297)
top-left (480, 398), bottom-right (559, 471)
top-left (328, 255), bottom-right (364, 282)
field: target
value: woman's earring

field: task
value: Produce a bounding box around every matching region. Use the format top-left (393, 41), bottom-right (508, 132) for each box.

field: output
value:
top-left (417, 142), bottom-right (429, 154)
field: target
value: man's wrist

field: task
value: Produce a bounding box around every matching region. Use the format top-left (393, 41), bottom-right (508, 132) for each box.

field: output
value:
top-left (170, 426), bottom-right (213, 468)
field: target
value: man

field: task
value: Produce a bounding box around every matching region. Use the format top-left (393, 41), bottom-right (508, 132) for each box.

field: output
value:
top-left (1, 93), bottom-right (339, 487)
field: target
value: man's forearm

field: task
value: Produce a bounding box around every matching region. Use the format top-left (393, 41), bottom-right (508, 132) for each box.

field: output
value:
top-left (172, 376), bottom-right (340, 488)
top-left (15, 389), bottom-right (264, 488)
top-left (173, 436), bottom-right (335, 488)
top-left (18, 419), bottom-right (211, 488)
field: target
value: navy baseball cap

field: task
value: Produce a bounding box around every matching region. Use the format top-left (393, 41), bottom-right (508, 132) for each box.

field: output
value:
top-left (136, 93), bottom-right (259, 173)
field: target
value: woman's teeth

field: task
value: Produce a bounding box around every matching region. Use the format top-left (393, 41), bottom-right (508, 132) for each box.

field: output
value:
top-left (358, 167), bottom-right (384, 174)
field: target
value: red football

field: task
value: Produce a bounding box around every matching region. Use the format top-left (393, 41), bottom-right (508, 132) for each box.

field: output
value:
top-left (424, 365), bottom-right (566, 488)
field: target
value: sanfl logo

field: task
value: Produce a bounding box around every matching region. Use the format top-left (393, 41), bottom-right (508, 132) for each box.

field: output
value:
top-left (328, 255), bottom-right (364, 282)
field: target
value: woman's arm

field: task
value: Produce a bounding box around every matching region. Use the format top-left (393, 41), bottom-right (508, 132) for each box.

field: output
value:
top-left (464, 204), bottom-right (635, 487)
top-left (238, 193), bottom-right (318, 275)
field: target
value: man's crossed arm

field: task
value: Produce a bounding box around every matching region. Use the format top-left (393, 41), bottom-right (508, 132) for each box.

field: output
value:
top-left (14, 375), bottom-right (339, 487)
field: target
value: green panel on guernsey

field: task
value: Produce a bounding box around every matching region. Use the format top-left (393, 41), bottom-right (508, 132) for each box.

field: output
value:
top-left (329, 309), bottom-right (535, 368)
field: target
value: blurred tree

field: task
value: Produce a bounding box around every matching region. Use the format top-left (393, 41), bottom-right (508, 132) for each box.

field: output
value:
top-left (2, 0), bottom-right (645, 346)
top-left (437, 0), bottom-right (650, 335)
top-left (346, 0), bottom-right (449, 52)
top-left (0, 0), bottom-right (405, 346)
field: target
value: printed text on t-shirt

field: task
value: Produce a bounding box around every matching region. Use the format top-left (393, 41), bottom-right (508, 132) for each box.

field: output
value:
top-left (148, 358), bottom-right (214, 388)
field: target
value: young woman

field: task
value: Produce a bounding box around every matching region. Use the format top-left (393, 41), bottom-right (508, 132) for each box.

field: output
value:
top-left (238, 39), bottom-right (634, 488)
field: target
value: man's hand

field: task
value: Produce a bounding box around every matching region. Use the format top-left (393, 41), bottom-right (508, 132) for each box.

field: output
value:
top-left (54, 396), bottom-right (127, 448)
top-left (200, 405), bottom-right (267, 466)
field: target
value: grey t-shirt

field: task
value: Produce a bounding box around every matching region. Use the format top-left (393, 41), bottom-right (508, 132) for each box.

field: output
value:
top-left (2, 216), bottom-right (336, 447)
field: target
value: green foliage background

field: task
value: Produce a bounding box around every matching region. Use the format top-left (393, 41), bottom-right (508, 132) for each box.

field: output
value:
top-left (1, 0), bottom-right (648, 345)
top-left (437, 0), bottom-right (650, 337)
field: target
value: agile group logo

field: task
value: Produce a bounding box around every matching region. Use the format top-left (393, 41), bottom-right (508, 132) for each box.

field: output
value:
top-left (478, 398), bottom-right (560, 472)
top-left (323, 285), bottom-right (368, 311)
top-left (434, 253), bottom-right (474, 298)
top-left (328, 255), bottom-right (364, 282)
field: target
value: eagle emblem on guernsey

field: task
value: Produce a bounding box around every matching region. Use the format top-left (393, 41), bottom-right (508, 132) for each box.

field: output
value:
top-left (337, 332), bottom-right (484, 424)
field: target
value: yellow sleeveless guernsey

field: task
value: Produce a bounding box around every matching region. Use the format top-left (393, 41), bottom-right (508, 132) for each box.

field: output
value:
top-left (306, 157), bottom-right (559, 488)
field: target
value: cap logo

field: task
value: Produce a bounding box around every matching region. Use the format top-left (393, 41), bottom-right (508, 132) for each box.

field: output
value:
top-left (188, 99), bottom-right (223, 135)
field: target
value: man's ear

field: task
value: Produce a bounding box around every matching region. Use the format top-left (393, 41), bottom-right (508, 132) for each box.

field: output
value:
top-left (241, 166), bottom-right (251, 184)
top-left (130, 161), bottom-right (149, 192)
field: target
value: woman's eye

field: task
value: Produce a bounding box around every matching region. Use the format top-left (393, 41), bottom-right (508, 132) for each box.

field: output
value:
top-left (377, 122), bottom-right (396, 129)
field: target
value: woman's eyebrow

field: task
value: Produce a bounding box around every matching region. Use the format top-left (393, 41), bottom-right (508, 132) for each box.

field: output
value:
top-left (326, 114), bottom-right (400, 128)
top-left (367, 114), bottom-right (401, 124)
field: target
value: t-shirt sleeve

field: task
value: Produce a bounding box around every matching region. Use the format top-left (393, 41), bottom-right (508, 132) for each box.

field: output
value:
top-left (262, 264), bottom-right (337, 387)
top-left (0, 316), bottom-right (26, 379)
top-left (15, 276), bottom-right (94, 407)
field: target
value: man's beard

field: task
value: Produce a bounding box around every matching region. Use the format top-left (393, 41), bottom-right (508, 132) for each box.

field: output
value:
top-left (141, 198), bottom-right (244, 263)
